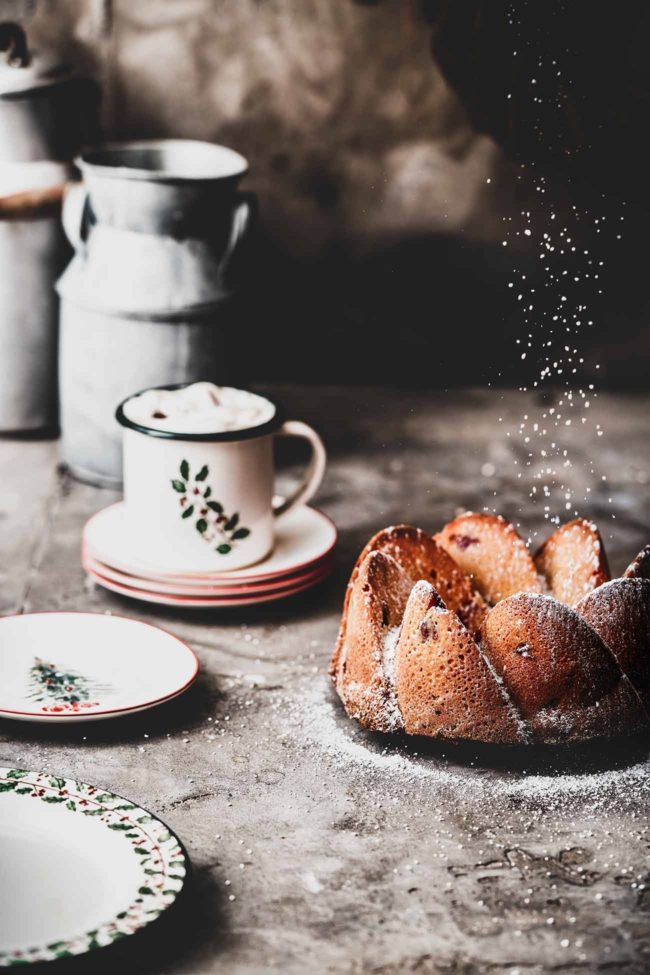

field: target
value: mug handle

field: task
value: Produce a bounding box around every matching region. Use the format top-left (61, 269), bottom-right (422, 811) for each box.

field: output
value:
top-left (272, 421), bottom-right (327, 518)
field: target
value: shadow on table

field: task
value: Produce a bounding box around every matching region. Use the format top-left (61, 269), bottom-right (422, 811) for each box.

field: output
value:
top-left (327, 684), bottom-right (650, 778)
top-left (85, 560), bottom-right (346, 627)
top-left (0, 669), bottom-right (220, 746)
top-left (78, 522), bottom-right (373, 639)
top-left (13, 862), bottom-right (233, 974)
top-left (386, 729), bottom-right (650, 777)
top-left (0, 564), bottom-right (348, 747)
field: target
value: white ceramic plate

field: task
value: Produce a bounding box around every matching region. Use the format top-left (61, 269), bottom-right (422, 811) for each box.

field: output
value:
top-left (0, 613), bottom-right (198, 723)
top-left (82, 549), bottom-right (334, 596)
top-left (0, 767), bottom-right (187, 967)
top-left (85, 561), bottom-right (332, 608)
top-left (83, 503), bottom-right (337, 582)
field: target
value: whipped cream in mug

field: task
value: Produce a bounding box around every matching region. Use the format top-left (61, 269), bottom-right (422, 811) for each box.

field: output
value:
top-left (122, 383), bottom-right (275, 434)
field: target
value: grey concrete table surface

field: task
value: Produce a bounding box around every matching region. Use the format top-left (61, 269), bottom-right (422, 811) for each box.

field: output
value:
top-left (1, 385), bottom-right (649, 975)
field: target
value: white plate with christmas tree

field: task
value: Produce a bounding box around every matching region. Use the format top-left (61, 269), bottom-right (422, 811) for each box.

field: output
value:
top-left (0, 613), bottom-right (198, 723)
top-left (0, 766), bottom-right (188, 966)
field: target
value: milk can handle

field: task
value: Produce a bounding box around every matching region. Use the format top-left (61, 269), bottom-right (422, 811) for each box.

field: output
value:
top-left (221, 191), bottom-right (258, 287)
top-left (62, 182), bottom-right (93, 251)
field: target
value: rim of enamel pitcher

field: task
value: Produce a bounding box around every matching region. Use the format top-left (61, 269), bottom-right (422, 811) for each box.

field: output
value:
top-left (115, 383), bottom-right (285, 442)
top-left (76, 139), bottom-right (249, 183)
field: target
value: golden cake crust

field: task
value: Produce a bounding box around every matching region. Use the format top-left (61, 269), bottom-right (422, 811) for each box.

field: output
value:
top-left (435, 512), bottom-right (544, 604)
top-left (333, 550), bottom-right (412, 732)
top-left (481, 592), bottom-right (647, 743)
top-left (625, 545), bottom-right (650, 581)
top-left (331, 515), bottom-right (650, 745)
top-left (330, 524), bottom-right (488, 682)
top-left (576, 578), bottom-right (650, 709)
top-left (394, 582), bottom-right (526, 743)
top-left (534, 518), bottom-right (609, 607)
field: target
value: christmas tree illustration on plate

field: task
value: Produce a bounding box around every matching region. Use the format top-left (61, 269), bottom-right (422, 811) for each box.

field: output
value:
top-left (29, 657), bottom-right (107, 714)
top-left (171, 459), bottom-right (251, 554)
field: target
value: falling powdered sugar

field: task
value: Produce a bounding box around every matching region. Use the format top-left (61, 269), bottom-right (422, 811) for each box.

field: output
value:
top-left (481, 10), bottom-right (624, 538)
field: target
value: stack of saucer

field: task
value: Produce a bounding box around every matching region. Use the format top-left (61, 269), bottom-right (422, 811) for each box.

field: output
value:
top-left (82, 502), bottom-right (337, 608)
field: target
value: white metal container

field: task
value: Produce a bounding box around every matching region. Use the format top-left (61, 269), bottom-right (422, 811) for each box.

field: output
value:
top-left (57, 140), bottom-right (257, 486)
top-left (0, 30), bottom-right (97, 432)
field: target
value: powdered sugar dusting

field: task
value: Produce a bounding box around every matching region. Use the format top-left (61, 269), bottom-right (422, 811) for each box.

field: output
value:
top-left (294, 676), bottom-right (427, 779)
top-left (380, 624), bottom-right (403, 732)
top-left (285, 675), bottom-right (650, 811)
top-left (477, 644), bottom-right (531, 744)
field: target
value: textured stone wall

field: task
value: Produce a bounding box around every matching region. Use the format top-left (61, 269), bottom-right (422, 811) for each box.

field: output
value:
top-left (29, 1), bottom-right (504, 250)
top-left (24, 0), bottom-right (649, 386)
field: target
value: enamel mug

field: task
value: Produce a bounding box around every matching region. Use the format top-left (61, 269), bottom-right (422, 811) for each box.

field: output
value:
top-left (115, 386), bottom-right (327, 572)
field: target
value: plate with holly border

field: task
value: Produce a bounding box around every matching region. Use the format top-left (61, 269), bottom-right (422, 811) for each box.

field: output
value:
top-left (0, 767), bottom-right (188, 966)
top-left (0, 612), bottom-right (198, 723)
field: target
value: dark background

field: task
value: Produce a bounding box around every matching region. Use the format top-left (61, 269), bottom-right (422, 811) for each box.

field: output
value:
top-left (30, 0), bottom-right (650, 387)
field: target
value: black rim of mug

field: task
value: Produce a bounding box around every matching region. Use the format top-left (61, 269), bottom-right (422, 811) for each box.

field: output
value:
top-left (115, 383), bottom-right (285, 442)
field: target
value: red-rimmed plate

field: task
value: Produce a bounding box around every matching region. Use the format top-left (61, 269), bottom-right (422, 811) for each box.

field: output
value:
top-left (82, 503), bottom-right (337, 583)
top-left (82, 548), bottom-right (334, 596)
top-left (0, 612), bottom-right (198, 723)
top-left (85, 562), bottom-right (331, 608)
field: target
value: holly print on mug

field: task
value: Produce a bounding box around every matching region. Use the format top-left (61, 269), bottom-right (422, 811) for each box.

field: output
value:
top-left (171, 459), bottom-right (251, 555)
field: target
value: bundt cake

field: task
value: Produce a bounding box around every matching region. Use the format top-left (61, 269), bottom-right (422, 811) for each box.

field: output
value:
top-left (330, 514), bottom-right (650, 744)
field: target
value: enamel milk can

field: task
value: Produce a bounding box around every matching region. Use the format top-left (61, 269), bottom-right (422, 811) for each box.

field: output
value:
top-left (57, 139), bottom-right (256, 486)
